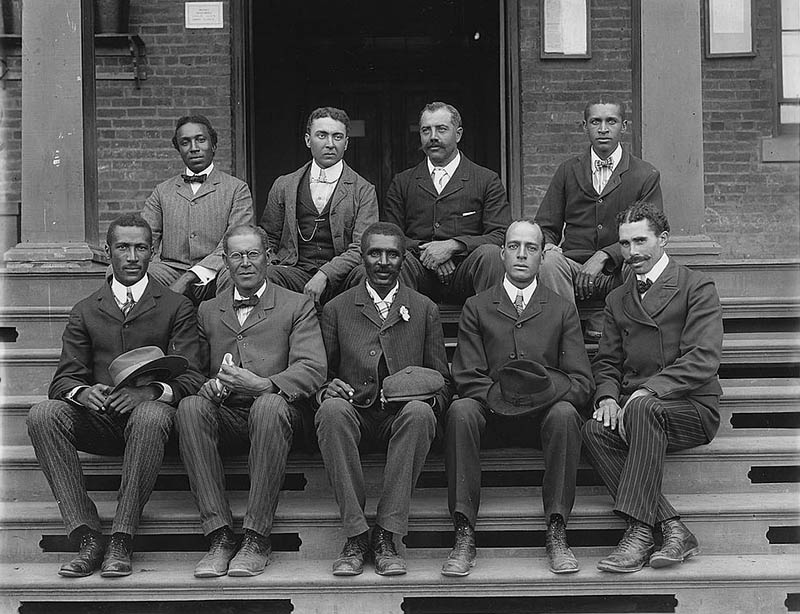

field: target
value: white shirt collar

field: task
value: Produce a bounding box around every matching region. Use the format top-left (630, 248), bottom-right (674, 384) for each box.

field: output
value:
top-left (234, 281), bottom-right (267, 301)
top-left (639, 252), bottom-right (669, 284)
top-left (502, 275), bottom-right (537, 306)
top-left (185, 161), bottom-right (214, 177)
top-left (590, 144), bottom-right (622, 172)
top-left (427, 151), bottom-right (461, 177)
top-left (310, 160), bottom-right (343, 182)
top-left (111, 274), bottom-right (149, 304)
top-left (365, 280), bottom-right (399, 306)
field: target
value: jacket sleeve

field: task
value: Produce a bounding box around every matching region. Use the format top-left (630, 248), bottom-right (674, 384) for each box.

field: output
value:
top-left (261, 177), bottom-right (286, 261)
top-left (423, 302), bottom-right (453, 416)
top-left (451, 297), bottom-right (493, 405)
top-left (197, 180), bottom-right (255, 272)
top-left (48, 305), bottom-right (96, 401)
top-left (591, 299), bottom-right (625, 405)
top-left (141, 187), bottom-right (164, 260)
top-left (557, 302), bottom-right (594, 413)
top-left (534, 162), bottom-right (567, 247)
top-left (382, 174), bottom-right (420, 252)
top-left (164, 296), bottom-right (205, 402)
top-left (454, 171), bottom-right (510, 253)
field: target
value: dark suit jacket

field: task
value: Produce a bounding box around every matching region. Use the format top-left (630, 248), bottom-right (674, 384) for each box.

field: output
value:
top-left (142, 167), bottom-right (255, 274)
top-left (197, 282), bottom-right (326, 404)
top-left (452, 282), bottom-right (594, 414)
top-left (535, 146), bottom-right (662, 268)
top-left (260, 161), bottom-right (378, 287)
top-left (49, 279), bottom-right (204, 403)
top-left (592, 259), bottom-right (724, 440)
top-left (320, 283), bottom-right (452, 415)
top-left (382, 154), bottom-right (510, 255)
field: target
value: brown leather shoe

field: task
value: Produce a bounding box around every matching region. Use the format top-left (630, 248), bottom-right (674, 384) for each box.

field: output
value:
top-left (59, 527), bottom-right (106, 578)
top-left (228, 529), bottom-right (272, 577)
top-left (441, 513), bottom-right (476, 577)
top-left (100, 532), bottom-right (133, 577)
top-left (194, 526), bottom-right (239, 578)
top-left (371, 526), bottom-right (407, 576)
top-left (597, 520), bottom-right (655, 573)
top-left (545, 514), bottom-right (579, 574)
top-left (332, 531), bottom-right (370, 576)
top-left (650, 518), bottom-right (700, 568)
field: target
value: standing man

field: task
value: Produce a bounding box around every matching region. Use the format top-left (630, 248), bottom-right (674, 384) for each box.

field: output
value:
top-left (142, 114), bottom-right (255, 302)
top-left (535, 99), bottom-right (662, 338)
top-left (176, 224), bottom-right (326, 578)
top-left (260, 107), bottom-right (378, 304)
top-left (316, 221), bottom-right (452, 576)
top-left (380, 101), bottom-right (510, 303)
top-left (442, 219), bottom-right (593, 577)
top-left (27, 213), bottom-right (203, 578)
top-left (583, 203), bottom-right (723, 573)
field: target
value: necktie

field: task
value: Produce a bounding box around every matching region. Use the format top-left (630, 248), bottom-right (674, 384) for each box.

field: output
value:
top-left (431, 167), bottom-right (447, 194)
top-left (181, 173), bottom-right (206, 184)
top-left (595, 158), bottom-right (614, 170)
top-left (233, 295), bottom-right (260, 309)
top-left (513, 291), bottom-right (525, 316)
top-left (376, 299), bottom-right (391, 320)
top-left (121, 288), bottom-right (135, 317)
top-left (637, 279), bottom-right (653, 295)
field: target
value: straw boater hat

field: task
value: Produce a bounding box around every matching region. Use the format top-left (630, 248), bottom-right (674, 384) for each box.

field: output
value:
top-left (108, 346), bottom-right (188, 392)
top-left (487, 359), bottom-right (571, 417)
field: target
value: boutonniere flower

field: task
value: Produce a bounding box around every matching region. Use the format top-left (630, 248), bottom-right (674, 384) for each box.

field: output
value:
top-left (399, 305), bottom-right (410, 321)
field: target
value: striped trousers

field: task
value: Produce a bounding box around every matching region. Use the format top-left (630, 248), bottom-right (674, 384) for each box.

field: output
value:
top-left (27, 399), bottom-right (175, 537)
top-left (581, 395), bottom-right (710, 526)
top-left (175, 393), bottom-right (302, 537)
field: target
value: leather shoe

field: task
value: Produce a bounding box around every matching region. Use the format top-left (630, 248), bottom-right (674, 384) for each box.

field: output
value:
top-left (371, 526), bottom-right (406, 576)
top-left (100, 532), bottom-right (133, 577)
top-left (228, 529), bottom-right (271, 577)
top-left (545, 514), bottom-right (579, 574)
top-left (597, 520), bottom-right (655, 573)
top-left (194, 526), bottom-right (239, 578)
top-left (332, 531), bottom-right (370, 576)
top-left (650, 518), bottom-right (700, 568)
top-left (441, 513), bottom-right (476, 577)
top-left (59, 527), bottom-right (105, 577)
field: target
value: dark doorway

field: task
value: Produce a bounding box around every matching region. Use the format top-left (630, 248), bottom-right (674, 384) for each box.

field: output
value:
top-left (249, 0), bottom-right (502, 220)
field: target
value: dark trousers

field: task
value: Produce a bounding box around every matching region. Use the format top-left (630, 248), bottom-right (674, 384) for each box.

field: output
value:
top-left (265, 264), bottom-right (340, 304)
top-left (27, 399), bottom-right (174, 536)
top-left (581, 395), bottom-right (710, 527)
top-left (175, 393), bottom-right (303, 537)
top-left (445, 397), bottom-right (583, 528)
top-left (130, 262), bottom-right (231, 302)
top-left (315, 399), bottom-right (436, 537)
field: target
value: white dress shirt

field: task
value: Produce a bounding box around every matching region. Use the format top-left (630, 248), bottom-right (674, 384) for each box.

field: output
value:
top-left (638, 252), bottom-right (669, 297)
top-left (233, 281), bottom-right (267, 326)
top-left (309, 160), bottom-right (343, 213)
top-left (591, 144), bottom-right (622, 195)
top-left (365, 280), bottom-right (399, 319)
top-left (502, 275), bottom-right (537, 311)
top-left (427, 151), bottom-right (461, 193)
top-left (183, 162), bottom-right (217, 285)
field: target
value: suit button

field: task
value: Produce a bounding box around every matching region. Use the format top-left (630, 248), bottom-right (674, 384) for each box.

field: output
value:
top-left (623, 329), bottom-right (629, 336)
top-left (190, 232), bottom-right (196, 238)
top-left (597, 224), bottom-right (603, 230)
top-left (237, 335), bottom-right (243, 340)
top-left (369, 350), bottom-right (376, 356)
top-left (380, 331), bottom-right (386, 336)
top-left (515, 323), bottom-right (522, 328)
top-left (509, 353), bottom-right (516, 359)
top-left (123, 323), bottom-right (129, 328)
top-left (434, 222), bottom-right (441, 228)
top-left (598, 198), bottom-right (603, 203)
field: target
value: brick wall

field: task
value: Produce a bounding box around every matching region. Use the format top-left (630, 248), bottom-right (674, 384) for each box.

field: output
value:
top-left (0, 77), bottom-right (22, 253)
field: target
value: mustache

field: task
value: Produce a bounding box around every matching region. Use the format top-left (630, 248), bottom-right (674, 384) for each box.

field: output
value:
top-left (625, 255), bottom-right (650, 265)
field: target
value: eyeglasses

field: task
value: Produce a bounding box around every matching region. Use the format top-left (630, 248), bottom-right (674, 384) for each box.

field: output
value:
top-left (226, 250), bottom-right (264, 263)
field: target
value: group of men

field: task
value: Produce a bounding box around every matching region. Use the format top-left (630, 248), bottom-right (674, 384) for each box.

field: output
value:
top-left (28, 99), bottom-right (723, 581)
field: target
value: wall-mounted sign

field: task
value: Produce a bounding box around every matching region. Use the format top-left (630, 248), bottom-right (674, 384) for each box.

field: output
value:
top-left (705, 0), bottom-right (755, 57)
top-left (541, 0), bottom-right (590, 59)
top-left (185, 2), bottom-right (224, 29)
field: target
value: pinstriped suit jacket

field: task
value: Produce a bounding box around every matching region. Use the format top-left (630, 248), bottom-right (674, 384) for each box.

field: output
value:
top-left (142, 167), bottom-right (255, 274)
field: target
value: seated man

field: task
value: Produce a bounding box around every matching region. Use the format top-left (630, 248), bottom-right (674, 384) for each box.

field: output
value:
top-left (176, 224), bottom-right (326, 578)
top-left (378, 101), bottom-right (510, 304)
top-left (260, 106), bottom-right (378, 304)
top-left (583, 203), bottom-right (723, 573)
top-left (27, 213), bottom-right (203, 578)
top-left (316, 221), bottom-right (452, 576)
top-left (142, 114), bottom-right (255, 302)
top-left (443, 219), bottom-right (593, 577)
top-left (534, 99), bottom-right (662, 337)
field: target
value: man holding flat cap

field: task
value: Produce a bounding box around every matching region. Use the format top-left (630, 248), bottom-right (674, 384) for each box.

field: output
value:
top-left (442, 218), bottom-right (593, 577)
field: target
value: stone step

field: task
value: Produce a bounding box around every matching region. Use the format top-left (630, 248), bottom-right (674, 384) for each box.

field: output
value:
top-left (1, 554), bottom-right (798, 614)
top-left (3, 435), bottom-right (798, 501)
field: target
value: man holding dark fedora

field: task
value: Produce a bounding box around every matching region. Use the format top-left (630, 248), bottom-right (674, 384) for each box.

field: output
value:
top-left (27, 213), bottom-right (203, 578)
top-left (442, 219), bottom-right (593, 577)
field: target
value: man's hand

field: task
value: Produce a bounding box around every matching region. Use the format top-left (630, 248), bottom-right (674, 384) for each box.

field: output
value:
top-left (323, 378), bottom-right (355, 402)
top-left (217, 363), bottom-right (274, 396)
top-left (104, 384), bottom-right (159, 415)
top-left (575, 250), bottom-right (610, 300)
top-left (76, 384), bottom-right (112, 412)
top-left (303, 271), bottom-right (329, 303)
top-left (170, 271), bottom-right (200, 296)
top-left (198, 378), bottom-right (229, 403)
top-left (435, 260), bottom-right (456, 285)
top-left (419, 239), bottom-right (462, 270)
top-left (593, 397), bottom-right (623, 431)
top-left (543, 242), bottom-right (562, 254)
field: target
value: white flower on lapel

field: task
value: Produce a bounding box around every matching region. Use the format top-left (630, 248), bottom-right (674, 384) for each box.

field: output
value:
top-left (399, 305), bottom-right (410, 321)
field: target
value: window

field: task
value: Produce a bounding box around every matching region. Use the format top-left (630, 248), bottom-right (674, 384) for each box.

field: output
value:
top-left (778, 0), bottom-right (800, 131)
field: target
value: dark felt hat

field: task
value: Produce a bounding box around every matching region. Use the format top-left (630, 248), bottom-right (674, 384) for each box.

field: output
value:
top-left (487, 359), bottom-right (571, 417)
top-left (108, 346), bottom-right (188, 392)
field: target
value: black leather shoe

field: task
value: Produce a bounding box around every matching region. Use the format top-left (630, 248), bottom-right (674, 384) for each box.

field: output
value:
top-left (545, 514), bottom-right (579, 574)
top-left (100, 532), bottom-right (133, 577)
top-left (195, 525), bottom-right (239, 578)
top-left (650, 518), bottom-right (700, 568)
top-left (597, 520), bottom-right (655, 573)
top-left (332, 531), bottom-right (370, 576)
top-left (228, 529), bottom-right (272, 577)
top-left (371, 526), bottom-right (406, 576)
top-left (59, 527), bottom-right (105, 577)
top-left (441, 513), bottom-right (476, 577)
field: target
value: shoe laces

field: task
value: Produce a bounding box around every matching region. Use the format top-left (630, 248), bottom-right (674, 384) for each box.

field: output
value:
top-left (341, 535), bottom-right (369, 558)
top-left (374, 530), bottom-right (398, 557)
top-left (106, 534), bottom-right (130, 558)
top-left (78, 532), bottom-right (100, 551)
top-left (547, 521), bottom-right (570, 554)
top-left (208, 528), bottom-right (236, 553)
top-left (239, 531), bottom-right (269, 556)
top-left (619, 522), bottom-right (651, 549)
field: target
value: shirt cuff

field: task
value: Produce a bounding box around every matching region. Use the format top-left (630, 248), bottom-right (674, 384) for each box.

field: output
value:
top-left (190, 265), bottom-right (216, 286)
top-left (65, 385), bottom-right (89, 406)
top-left (154, 382), bottom-right (175, 404)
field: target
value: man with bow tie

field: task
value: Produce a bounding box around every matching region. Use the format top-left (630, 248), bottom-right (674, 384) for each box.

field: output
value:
top-left (141, 114), bottom-right (255, 303)
top-left (534, 100), bottom-right (662, 339)
top-left (582, 203), bottom-right (723, 573)
top-left (259, 107), bottom-right (378, 304)
top-left (175, 224), bottom-right (326, 578)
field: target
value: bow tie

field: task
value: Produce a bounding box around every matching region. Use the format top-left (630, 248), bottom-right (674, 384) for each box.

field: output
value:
top-left (233, 295), bottom-right (260, 309)
top-left (595, 158), bottom-right (614, 170)
top-left (310, 176), bottom-right (337, 184)
top-left (637, 279), bottom-right (653, 294)
top-left (182, 173), bottom-right (207, 184)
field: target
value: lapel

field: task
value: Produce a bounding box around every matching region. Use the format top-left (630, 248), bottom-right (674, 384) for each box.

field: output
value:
top-left (191, 166), bottom-right (220, 201)
top-left (284, 163), bottom-right (310, 253)
top-left (413, 159), bottom-right (438, 199)
top-left (621, 275), bottom-right (658, 328)
top-left (125, 279), bottom-right (158, 323)
top-left (640, 258), bottom-right (680, 318)
top-left (328, 162), bottom-right (353, 213)
top-left (354, 281), bottom-right (388, 330)
top-left (492, 282), bottom-right (545, 323)
top-left (575, 148), bottom-right (596, 197)
top-left (96, 282), bottom-right (124, 323)
top-left (437, 154), bottom-right (468, 200)
top-left (219, 282), bottom-right (278, 335)
top-left (601, 146), bottom-right (630, 197)
top-left (382, 284), bottom-right (411, 331)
